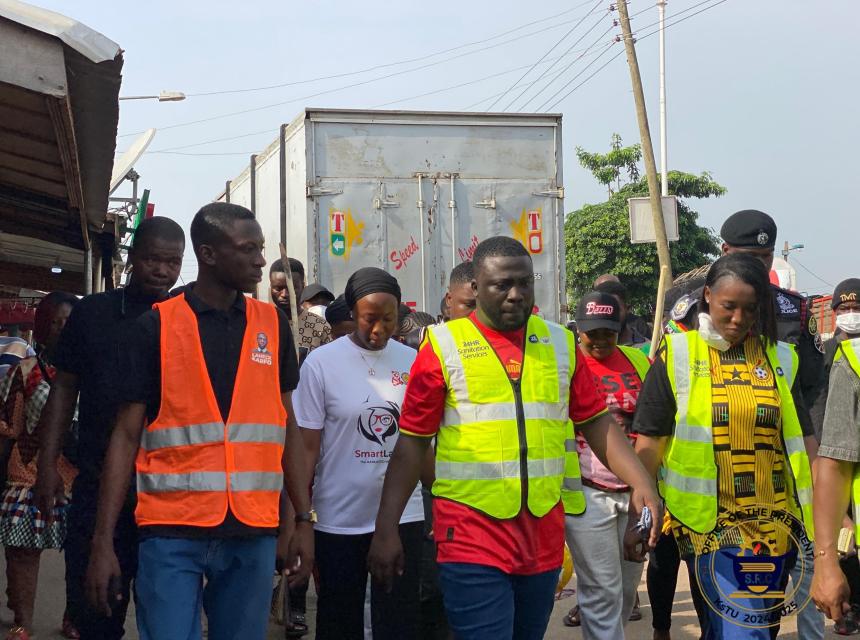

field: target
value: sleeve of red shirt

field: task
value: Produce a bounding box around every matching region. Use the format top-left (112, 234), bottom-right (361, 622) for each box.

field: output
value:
top-left (399, 340), bottom-right (447, 437)
top-left (570, 345), bottom-right (609, 424)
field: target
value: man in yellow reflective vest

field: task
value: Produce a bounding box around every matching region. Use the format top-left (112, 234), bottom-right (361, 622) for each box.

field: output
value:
top-left (369, 236), bottom-right (661, 640)
top-left (812, 284), bottom-right (860, 622)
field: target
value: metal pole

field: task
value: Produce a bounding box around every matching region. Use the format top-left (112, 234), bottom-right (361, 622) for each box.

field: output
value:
top-left (658, 0), bottom-right (668, 197)
top-left (84, 247), bottom-right (92, 295)
top-left (416, 173), bottom-right (427, 311)
top-left (617, 0), bottom-right (673, 281)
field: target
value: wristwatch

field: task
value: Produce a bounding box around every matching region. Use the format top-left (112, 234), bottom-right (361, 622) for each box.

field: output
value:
top-left (295, 509), bottom-right (317, 524)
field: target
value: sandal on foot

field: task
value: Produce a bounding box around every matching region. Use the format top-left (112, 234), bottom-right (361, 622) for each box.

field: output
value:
top-left (285, 611), bottom-right (309, 638)
top-left (562, 605), bottom-right (581, 627)
top-left (62, 614), bottom-right (80, 639)
top-left (5, 628), bottom-right (30, 640)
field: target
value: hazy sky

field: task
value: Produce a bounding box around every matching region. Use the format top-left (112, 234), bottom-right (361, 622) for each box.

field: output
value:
top-left (36, 0), bottom-right (859, 294)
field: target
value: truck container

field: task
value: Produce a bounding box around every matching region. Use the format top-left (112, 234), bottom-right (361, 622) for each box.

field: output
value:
top-left (216, 108), bottom-right (566, 321)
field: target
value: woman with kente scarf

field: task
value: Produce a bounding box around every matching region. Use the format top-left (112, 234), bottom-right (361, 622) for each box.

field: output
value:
top-left (632, 253), bottom-right (815, 639)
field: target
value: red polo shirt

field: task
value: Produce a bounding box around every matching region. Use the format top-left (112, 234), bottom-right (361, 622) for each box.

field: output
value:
top-left (399, 313), bottom-right (606, 575)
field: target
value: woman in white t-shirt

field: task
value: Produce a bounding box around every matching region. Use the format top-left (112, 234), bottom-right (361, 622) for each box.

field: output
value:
top-left (293, 267), bottom-right (425, 640)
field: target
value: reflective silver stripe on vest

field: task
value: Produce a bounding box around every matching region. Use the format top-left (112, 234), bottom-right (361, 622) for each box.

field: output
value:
top-left (663, 468), bottom-right (716, 496)
top-left (138, 471), bottom-right (227, 493)
top-left (546, 322), bottom-right (572, 403)
top-left (229, 471), bottom-right (283, 492)
top-left (431, 323), bottom-right (469, 405)
top-left (674, 423), bottom-right (712, 444)
top-left (784, 434), bottom-right (806, 456)
top-left (435, 459), bottom-right (521, 480)
top-left (671, 335), bottom-right (692, 428)
top-left (443, 402), bottom-right (568, 426)
top-left (775, 342), bottom-right (796, 387)
top-left (527, 457), bottom-right (565, 478)
top-left (565, 438), bottom-right (577, 453)
top-left (796, 485), bottom-right (812, 508)
top-left (141, 422), bottom-right (224, 451)
top-left (228, 423), bottom-right (285, 445)
top-left (563, 477), bottom-right (583, 492)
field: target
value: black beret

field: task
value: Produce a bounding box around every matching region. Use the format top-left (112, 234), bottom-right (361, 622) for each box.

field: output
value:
top-left (720, 210), bottom-right (777, 249)
top-left (832, 278), bottom-right (860, 309)
top-left (325, 294), bottom-right (351, 324)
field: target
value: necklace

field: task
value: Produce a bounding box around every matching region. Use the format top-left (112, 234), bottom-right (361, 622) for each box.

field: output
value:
top-left (358, 349), bottom-right (384, 376)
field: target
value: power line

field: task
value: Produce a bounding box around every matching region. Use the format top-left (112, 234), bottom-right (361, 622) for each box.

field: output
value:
top-left (372, 45), bottom-right (608, 110)
top-left (150, 150), bottom-right (260, 157)
top-left (182, 0), bottom-right (600, 98)
top-left (503, 11), bottom-right (609, 112)
top-left (543, 44), bottom-right (624, 111)
top-left (487, 0), bottom-right (604, 111)
top-left (117, 7), bottom-right (613, 139)
top-left (522, 25), bottom-right (616, 111)
top-left (541, 0), bottom-right (733, 111)
top-left (140, 45), bottom-right (610, 154)
top-left (792, 259), bottom-right (834, 288)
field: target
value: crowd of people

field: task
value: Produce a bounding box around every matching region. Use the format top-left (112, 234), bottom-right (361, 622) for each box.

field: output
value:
top-left (0, 202), bottom-right (857, 640)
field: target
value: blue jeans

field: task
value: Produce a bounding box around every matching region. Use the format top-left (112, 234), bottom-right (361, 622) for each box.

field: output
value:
top-left (687, 547), bottom-right (790, 640)
top-left (437, 562), bottom-right (559, 640)
top-left (135, 536), bottom-right (276, 640)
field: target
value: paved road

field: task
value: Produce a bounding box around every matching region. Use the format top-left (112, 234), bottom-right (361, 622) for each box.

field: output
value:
top-left (2, 549), bottom-right (837, 639)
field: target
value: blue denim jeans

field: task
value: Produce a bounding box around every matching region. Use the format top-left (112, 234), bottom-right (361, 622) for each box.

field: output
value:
top-left (135, 536), bottom-right (276, 640)
top-left (437, 562), bottom-right (559, 640)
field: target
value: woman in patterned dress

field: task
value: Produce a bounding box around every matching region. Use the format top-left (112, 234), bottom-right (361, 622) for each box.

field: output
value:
top-left (0, 292), bottom-right (79, 640)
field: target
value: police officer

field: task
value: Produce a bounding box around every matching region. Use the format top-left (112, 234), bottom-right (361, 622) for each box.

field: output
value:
top-left (664, 209), bottom-right (825, 413)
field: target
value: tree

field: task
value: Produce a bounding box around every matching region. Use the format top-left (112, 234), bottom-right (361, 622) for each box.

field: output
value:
top-left (576, 133), bottom-right (642, 197)
top-left (566, 136), bottom-right (724, 312)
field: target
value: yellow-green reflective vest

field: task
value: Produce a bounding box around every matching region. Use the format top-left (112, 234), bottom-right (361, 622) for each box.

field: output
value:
top-left (834, 339), bottom-right (860, 543)
top-left (618, 345), bottom-right (651, 382)
top-left (426, 315), bottom-right (584, 519)
top-left (662, 331), bottom-right (814, 536)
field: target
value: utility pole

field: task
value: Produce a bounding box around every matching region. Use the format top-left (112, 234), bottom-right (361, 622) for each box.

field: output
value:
top-left (616, 0), bottom-right (673, 281)
top-left (658, 0), bottom-right (668, 197)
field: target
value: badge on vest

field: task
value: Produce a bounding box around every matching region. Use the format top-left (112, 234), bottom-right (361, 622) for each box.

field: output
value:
top-left (251, 332), bottom-right (273, 366)
top-left (775, 366), bottom-right (784, 377)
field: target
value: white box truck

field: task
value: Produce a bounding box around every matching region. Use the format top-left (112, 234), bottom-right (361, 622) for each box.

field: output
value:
top-left (216, 108), bottom-right (567, 321)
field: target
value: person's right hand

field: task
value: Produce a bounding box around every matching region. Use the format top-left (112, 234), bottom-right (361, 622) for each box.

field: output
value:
top-left (34, 463), bottom-right (63, 517)
top-left (368, 527), bottom-right (404, 593)
top-left (85, 541), bottom-right (122, 617)
top-left (811, 557), bottom-right (851, 622)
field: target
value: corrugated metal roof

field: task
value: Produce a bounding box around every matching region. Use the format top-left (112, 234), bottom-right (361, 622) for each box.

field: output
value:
top-left (0, 0), bottom-right (120, 63)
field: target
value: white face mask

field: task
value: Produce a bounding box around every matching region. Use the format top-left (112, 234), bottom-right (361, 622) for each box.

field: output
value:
top-left (697, 312), bottom-right (732, 352)
top-left (836, 312), bottom-right (860, 335)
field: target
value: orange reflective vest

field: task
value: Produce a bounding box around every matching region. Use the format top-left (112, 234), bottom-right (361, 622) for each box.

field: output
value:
top-left (135, 293), bottom-right (287, 528)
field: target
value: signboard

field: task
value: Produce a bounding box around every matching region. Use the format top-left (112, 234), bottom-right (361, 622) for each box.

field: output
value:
top-left (628, 196), bottom-right (679, 244)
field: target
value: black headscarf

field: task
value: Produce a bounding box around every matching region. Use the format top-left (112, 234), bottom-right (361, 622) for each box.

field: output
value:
top-left (325, 294), bottom-right (351, 325)
top-left (344, 267), bottom-right (401, 308)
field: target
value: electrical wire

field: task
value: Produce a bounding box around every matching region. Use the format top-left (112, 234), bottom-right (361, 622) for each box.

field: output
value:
top-left (487, 0), bottom-right (604, 111)
top-left (542, 0), bottom-right (733, 111)
top-left (150, 150), bottom-right (261, 156)
top-left (503, 10), bottom-right (609, 112)
top-left (372, 45), bottom-right (608, 110)
top-left (542, 44), bottom-right (623, 111)
top-left (792, 259), bottom-right (834, 288)
top-left (117, 7), bottom-right (614, 139)
top-left (182, 0), bottom-right (601, 98)
top-left (521, 25), bottom-right (616, 111)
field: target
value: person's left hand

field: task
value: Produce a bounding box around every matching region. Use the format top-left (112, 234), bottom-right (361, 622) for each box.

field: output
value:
top-left (625, 485), bottom-right (663, 561)
top-left (283, 522), bottom-right (314, 586)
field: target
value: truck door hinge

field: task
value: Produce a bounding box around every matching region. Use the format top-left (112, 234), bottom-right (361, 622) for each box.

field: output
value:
top-left (306, 185), bottom-right (343, 198)
top-left (532, 187), bottom-right (565, 199)
top-left (474, 197), bottom-right (496, 209)
top-left (373, 195), bottom-right (400, 209)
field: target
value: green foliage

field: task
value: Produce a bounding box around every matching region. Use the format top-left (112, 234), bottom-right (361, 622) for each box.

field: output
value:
top-left (566, 168), bottom-right (724, 312)
top-left (575, 133), bottom-right (642, 197)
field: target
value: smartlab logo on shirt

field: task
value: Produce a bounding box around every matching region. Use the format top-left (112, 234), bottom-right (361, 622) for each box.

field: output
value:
top-left (355, 400), bottom-right (400, 463)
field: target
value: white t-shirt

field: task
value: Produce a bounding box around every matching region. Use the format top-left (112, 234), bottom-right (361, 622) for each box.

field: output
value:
top-left (293, 336), bottom-right (424, 534)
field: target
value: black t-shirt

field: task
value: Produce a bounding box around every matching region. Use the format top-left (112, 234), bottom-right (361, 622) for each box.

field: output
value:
top-left (633, 344), bottom-right (814, 438)
top-left (121, 284), bottom-right (299, 538)
top-left (53, 286), bottom-right (165, 498)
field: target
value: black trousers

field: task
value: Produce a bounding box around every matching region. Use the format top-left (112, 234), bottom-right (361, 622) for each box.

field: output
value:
top-left (315, 521), bottom-right (423, 640)
top-left (64, 480), bottom-right (138, 640)
top-left (647, 531), bottom-right (708, 636)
